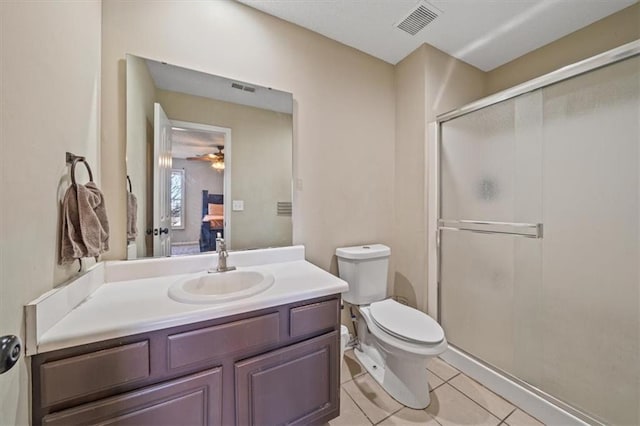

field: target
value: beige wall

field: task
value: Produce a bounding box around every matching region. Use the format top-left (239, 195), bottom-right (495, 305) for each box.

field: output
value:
top-left (102, 0), bottom-right (396, 271)
top-left (393, 44), bottom-right (486, 312)
top-left (487, 3), bottom-right (640, 94)
top-left (0, 1), bottom-right (102, 425)
top-left (125, 55), bottom-right (156, 257)
top-left (156, 89), bottom-right (293, 250)
top-left (393, 47), bottom-right (428, 309)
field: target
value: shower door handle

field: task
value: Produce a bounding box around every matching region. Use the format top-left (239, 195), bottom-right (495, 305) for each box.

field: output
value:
top-left (438, 220), bottom-right (543, 238)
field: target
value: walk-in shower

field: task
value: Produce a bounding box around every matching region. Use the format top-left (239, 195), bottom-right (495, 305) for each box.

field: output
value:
top-left (433, 41), bottom-right (639, 425)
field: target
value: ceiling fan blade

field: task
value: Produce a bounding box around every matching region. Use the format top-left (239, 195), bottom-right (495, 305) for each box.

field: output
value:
top-left (186, 151), bottom-right (224, 162)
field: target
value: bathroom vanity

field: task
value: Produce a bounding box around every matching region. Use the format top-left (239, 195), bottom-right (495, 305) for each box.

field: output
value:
top-left (26, 246), bottom-right (347, 425)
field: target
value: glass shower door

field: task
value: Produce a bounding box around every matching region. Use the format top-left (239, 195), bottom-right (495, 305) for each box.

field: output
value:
top-left (438, 54), bottom-right (640, 425)
top-left (536, 55), bottom-right (639, 425)
top-left (439, 90), bottom-right (544, 384)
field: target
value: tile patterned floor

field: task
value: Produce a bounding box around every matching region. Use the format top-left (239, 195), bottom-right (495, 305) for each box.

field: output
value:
top-left (330, 350), bottom-right (545, 426)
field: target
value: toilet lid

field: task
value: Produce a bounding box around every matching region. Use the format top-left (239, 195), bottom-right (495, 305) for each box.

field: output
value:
top-left (369, 299), bottom-right (444, 344)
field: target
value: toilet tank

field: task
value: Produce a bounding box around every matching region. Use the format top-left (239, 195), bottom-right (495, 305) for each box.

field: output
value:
top-left (335, 244), bottom-right (390, 305)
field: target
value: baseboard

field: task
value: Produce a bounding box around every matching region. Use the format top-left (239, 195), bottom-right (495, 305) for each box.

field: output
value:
top-left (440, 346), bottom-right (599, 426)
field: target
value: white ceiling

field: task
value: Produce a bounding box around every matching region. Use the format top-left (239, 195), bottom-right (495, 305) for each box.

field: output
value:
top-left (145, 58), bottom-right (293, 113)
top-left (237, 0), bottom-right (637, 71)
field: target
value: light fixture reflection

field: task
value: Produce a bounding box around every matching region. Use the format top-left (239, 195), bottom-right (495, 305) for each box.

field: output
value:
top-left (211, 160), bottom-right (225, 171)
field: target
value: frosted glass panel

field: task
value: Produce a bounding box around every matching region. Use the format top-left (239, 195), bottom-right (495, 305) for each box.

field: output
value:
top-left (441, 100), bottom-right (516, 221)
top-left (440, 231), bottom-right (542, 382)
top-left (439, 55), bottom-right (639, 425)
top-left (441, 93), bottom-right (542, 223)
top-left (540, 56), bottom-right (639, 425)
top-left (440, 90), bottom-right (545, 387)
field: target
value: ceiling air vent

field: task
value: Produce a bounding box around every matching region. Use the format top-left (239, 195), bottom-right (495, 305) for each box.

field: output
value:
top-left (396, 1), bottom-right (439, 36)
top-left (231, 82), bottom-right (256, 93)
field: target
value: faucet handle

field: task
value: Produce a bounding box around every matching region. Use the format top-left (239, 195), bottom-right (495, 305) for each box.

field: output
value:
top-left (216, 232), bottom-right (226, 251)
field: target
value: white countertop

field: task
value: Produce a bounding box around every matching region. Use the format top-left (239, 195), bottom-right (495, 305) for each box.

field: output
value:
top-left (28, 247), bottom-right (348, 354)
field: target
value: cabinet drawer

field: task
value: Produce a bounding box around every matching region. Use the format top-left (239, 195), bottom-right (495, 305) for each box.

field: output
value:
top-left (168, 312), bottom-right (280, 370)
top-left (42, 368), bottom-right (222, 426)
top-left (290, 299), bottom-right (339, 338)
top-left (40, 341), bottom-right (149, 407)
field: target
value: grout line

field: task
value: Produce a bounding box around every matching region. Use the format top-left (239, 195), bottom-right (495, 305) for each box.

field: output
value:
top-left (426, 362), bottom-right (461, 383)
top-left (373, 405), bottom-right (404, 425)
top-left (435, 361), bottom-right (540, 425)
top-left (427, 367), bottom-right (460, 383)
top-left (420, 404), bottom-right (445, 426)
top-left (430, 378), bottom-right (446, 391)
top-left (428, 413), bottom-right (445, 426)
top-left (340, 365), bottom-right (366, 386)
top-left (440, 382), bottom-right (503, 423)
top-left (427, 367), bottom-right (454, 382)
top-left (341, 377), bottom-right (354, 386)
top-left (340, 383), bottom-right (374, 425)
top-left (502, 407), bottom-right (517, 422)
top-left (446, 371), bottom-right (461, 382)
top-left (341, 379), bottom-right (379, 425)
top-left (447, 376), bottom-right (516, 420)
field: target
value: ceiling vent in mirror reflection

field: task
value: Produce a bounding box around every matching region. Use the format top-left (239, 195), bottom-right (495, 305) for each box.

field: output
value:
top-left (231, 82), bottom-right (256, 93)
top-left (395, 1), bottom-right (440, 36)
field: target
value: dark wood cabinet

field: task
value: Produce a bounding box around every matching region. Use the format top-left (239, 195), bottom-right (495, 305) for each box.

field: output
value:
top-left (42, 368), bottom-right (223, 426)
top-left (32, 295), bottom-right (341, 426)
top-left (235, 332), bottom-right (339, 426)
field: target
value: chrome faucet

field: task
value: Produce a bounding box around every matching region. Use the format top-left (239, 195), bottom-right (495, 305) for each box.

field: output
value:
top-left (211, 233), bottom-right (236, 273)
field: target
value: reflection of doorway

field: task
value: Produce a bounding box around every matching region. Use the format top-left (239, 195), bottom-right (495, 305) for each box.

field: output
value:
top-left (169, 120), bottom-right (231, 255)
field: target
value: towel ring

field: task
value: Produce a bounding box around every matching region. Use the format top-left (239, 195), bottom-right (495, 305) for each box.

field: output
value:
top-left (69, 157), bottom-right (94, 185)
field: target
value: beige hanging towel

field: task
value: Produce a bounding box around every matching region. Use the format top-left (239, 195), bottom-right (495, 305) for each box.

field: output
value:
top-left (126, 175), bottom-right (137, 242)
top-left (60, 182), bottom-right (110, 264)
top-left (127, 191), bottom-right (138, 242)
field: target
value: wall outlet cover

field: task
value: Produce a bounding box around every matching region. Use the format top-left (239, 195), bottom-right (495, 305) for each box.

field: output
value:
top-left (232, 200), bottom-right (244, 211)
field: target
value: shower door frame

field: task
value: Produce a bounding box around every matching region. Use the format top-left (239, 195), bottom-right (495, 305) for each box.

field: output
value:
top-left (430, 39), bottom-right (640, 425)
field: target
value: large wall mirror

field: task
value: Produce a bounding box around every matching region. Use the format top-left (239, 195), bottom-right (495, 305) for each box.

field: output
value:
top-left (126, 54), bottom-right (293, 259)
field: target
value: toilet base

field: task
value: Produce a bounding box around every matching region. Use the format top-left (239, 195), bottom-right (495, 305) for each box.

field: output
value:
top-left (354, 344), bottom-right (433, 409)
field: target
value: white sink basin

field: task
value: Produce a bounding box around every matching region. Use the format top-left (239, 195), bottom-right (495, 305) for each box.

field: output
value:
top-left (168, 269), bottom-right (275, 304)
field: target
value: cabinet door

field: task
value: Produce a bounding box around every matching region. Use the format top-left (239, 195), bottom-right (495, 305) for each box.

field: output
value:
top-left (235, 332), bottom-right (339, 426)
top-left (42, 368), bottom-right (222, 426)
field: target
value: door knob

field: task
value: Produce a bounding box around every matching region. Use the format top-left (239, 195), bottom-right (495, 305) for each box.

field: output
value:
top-left (159, 228), bottom-right (169, 235)
top-left (0, 335), bottom-right (21, 375)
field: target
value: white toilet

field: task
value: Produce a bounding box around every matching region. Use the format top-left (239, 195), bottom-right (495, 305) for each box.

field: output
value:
top-left (336, 244), bottom-right (447, 409)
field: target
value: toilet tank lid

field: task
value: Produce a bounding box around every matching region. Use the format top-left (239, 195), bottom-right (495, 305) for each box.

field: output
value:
top-left (335, 244), bottom-right (390, 260)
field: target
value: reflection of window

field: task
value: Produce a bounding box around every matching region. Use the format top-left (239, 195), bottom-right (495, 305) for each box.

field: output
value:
top-left (170, 169), bottom-right (185, 229)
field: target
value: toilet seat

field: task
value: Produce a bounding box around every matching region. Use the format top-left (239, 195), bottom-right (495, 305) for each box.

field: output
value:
top-left (369, 299), bottom-right (444, 344)
top-left (358, 306), bottom-right (447, 358)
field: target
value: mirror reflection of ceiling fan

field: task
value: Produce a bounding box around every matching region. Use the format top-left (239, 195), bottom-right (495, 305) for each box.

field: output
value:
top-left (186, 145), bottom-right (225, 170)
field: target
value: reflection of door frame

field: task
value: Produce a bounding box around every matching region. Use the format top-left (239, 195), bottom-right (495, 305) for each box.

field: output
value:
top-left (171, 120), bottom-right (232, 248)
top-left (153, 103), bottom-right (172, 257)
